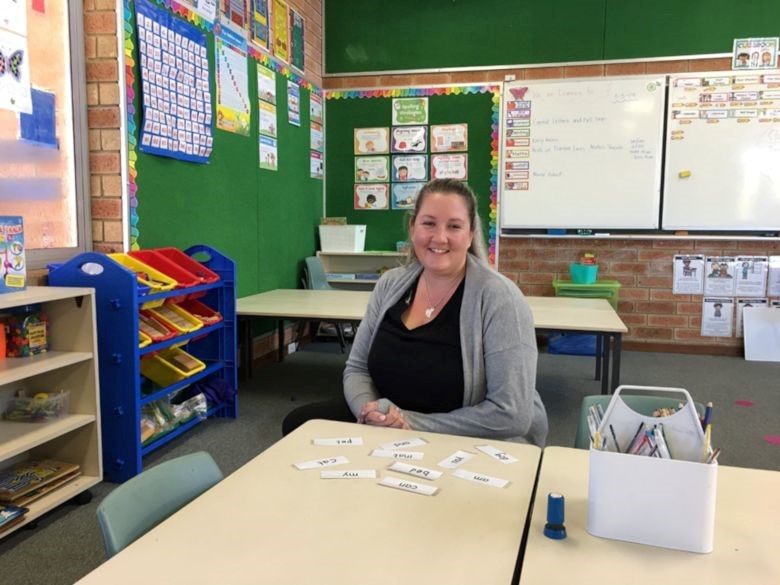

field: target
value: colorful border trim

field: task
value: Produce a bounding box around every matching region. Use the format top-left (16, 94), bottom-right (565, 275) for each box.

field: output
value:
top-left (124, 0), bottom-right (140, 250)
top-left (325, 85), bottom-right (500, 266)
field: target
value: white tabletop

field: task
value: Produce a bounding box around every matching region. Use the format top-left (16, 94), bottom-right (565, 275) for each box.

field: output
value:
top-left (79, 420), bottom-right (542, 585)
top-left (237, 289), bottom-right (627, 333)
top-left (520, 447), bottom-right (780, 585)
top-left (237, 289), bottom-right (371, 320)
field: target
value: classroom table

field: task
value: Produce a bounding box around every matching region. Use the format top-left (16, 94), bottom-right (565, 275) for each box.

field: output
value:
top-left (519, 447), bottom-right (780, 585)
top-left (237, 290), bottom-right (627, 392)
top-left (77, 420), bottom-right (542, 585)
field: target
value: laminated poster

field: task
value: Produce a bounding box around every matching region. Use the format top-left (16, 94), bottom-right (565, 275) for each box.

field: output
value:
top-left (0, 29), bottom-right (31, 114)
top-left (179, 0), bottom-right (216, 22)
top-left (431, 123), bottom-right (468, 152)
top-left (768, 256), bottom-right (780, 296)
top-left (310, 122), bottom-right (323, 152)
top-left (703, 256), bottom-right (736, 296)
top-left (259, 135), bottom-right (277, 170)
top-left (287, 80), bottom-right (300, 126)
top-left (391, 126), bottom-right (426, 153)
top-left (392, 97), bottom-right (428, 126)
top-left (136, 0), bottom-right (213, 163)
top-left (272, 0), bottom-right (289, 63)
top-left (219, 0), bottom-right (247, 34)
top-left (354, 127), bottom-right (389, 154)
top-left (0, 0), bottom-right (28, 36)
top-left (736, 298), bottom-right (768, 338)
top-left (672, 254), bottom-right (704, 295)
top-left (392, 183), bottom-right (424, 210)
top-left (258, 101), bottom-right (276, 137)
top-left (290, 7), bottom-right (304, 72)
top-left (249, 0), bottom-right (270, 50)
top-left (734, 256), bottom-right (768, 297)
top-left (355, 156), bottom-right (389, 183)
top-left (701, 297), bottom-right (734, 337)
top-left (732, 37), bottom-right (778, 69)
top-left (431, 154), bottom-right (468, 180)
top-left (392, 155), bottom-right (427, 182)
top-left (256, 64), bottom-right (276, 104)
top-left (216, 27), bottom-right (250, 136)
top-left (310, 151), bottom-right (323, 179)
top-left (354, 184), bottom-right (389, 210)
top-left (310, 93), bottom-right (323, 125)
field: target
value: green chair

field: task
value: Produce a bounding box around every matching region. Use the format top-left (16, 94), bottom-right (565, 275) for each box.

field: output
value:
top-left (574, 394), bottom-right (705, 449)
top-left (96, 451), bottom-right (223, 557)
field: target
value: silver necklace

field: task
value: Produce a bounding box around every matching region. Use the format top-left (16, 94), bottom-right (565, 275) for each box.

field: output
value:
top-left (422, 270), bottom-right (464, 319)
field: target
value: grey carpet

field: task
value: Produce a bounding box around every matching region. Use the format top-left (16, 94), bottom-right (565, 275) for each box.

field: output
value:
top-left (0, 342), bottom-right (777, 584)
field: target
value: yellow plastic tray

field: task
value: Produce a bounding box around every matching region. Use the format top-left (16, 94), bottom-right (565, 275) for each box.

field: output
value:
top-left (140, 347), bottom-right (205, 387)
top-left (148, 304), bottom-right (204, 334)
top-left (109, 253), bottom-right (177, 309)
top-left (138, 331), bottom-right (152, 349)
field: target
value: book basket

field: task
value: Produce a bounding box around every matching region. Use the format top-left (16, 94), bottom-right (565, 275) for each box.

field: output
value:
top-left (587, 385), bottom-right (717, 553)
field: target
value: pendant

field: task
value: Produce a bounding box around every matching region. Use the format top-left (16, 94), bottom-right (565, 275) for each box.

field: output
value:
top-left (425, 307), bottom-right (434, 319)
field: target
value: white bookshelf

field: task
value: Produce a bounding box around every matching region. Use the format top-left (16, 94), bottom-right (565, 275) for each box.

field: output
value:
top-left (317, 251), bottom-right (405, 289)
top-left (0, 287), bottom-right (102, 538)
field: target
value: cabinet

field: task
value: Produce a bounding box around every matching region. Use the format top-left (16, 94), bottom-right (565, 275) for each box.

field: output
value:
top-left (317, 251), bottom-right (405, 289)
top-left (49, 246), bottom-right (236, 483)
top-left (0, 287), bottom-right (102, 537)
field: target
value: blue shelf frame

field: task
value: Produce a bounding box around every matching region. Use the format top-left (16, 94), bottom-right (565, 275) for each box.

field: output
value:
top-left (50, 245), bottom-right (237, 482)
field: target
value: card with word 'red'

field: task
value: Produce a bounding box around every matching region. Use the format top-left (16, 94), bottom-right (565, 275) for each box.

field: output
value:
top-left (0, 216), bottom-right (25, 293)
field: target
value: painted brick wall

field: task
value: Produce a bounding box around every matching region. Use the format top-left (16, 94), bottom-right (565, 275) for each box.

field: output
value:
top-left (325, 57), bottom-right (780, 352)
top-left (83, 1), bottom-right (324, 255)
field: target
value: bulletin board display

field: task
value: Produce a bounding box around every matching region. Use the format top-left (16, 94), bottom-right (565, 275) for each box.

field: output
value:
top-left (325, 89), bottom-right (496, 252)
top-left (126, 1), bottom-right (323, 297)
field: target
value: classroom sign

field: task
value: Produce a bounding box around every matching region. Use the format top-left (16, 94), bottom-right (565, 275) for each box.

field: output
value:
top-left (431, 124), bottom-right (468, 152)
top-left (392, 183), bottom-right (424, 210)
top-left (249, 0), bottom-right (270, 50)
top-left (391, 126), bottom-right (426, 153)
top-left (215, 27), bottom-right (250, 136)
top-left (354, 184), bottom-right (389, 210)
top-left (392, 155), bottom-right (427, 182)
top-left (355, 156), bottom-right (389, 182)
top-left (392, 97), bottom-right (428, 125)
top-left (256, 64), bottom-right (276, 104)
top-left (431, 154), bottom-right (468, 180)
top-left (354, 127), bottom-right (389, 154)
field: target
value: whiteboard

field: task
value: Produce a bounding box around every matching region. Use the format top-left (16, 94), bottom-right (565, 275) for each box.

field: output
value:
top-left (499, 76), bottom-right (666, 229)
top-left (663, 71), bottom-right (780, 231)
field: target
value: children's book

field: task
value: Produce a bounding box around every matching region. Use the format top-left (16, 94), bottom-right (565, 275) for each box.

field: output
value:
top-left (0, 503), bottom-right (29, 533)
top-left (0, 216), bottom-right (26, 292)
top-left (11, 469), bottom-right (82, 506)
top-left (0, 459), bottom-right (80, 502)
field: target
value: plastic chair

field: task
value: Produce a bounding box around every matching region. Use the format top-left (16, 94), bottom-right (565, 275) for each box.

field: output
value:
top-left (303, 256), bottom-right (352, 352)
top-left (574, 394), bottom-right (705, 449)
top-left (96, 451), bottom-right (223, 557)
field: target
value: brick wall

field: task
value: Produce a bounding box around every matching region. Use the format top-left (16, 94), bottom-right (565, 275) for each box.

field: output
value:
top-left (325, 57), bottom-right (780, 353)
top-left (82, 1), bottom-right (324, 255)
top-left (84, 0), bottom-right (123, 253)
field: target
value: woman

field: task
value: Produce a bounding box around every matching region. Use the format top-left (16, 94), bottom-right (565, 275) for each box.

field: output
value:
top-left (283, 179), bottom-right (547, 445)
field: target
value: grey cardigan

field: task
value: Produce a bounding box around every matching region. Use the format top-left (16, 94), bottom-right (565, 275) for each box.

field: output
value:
top-left (343, 254), bottom-right (548, 446)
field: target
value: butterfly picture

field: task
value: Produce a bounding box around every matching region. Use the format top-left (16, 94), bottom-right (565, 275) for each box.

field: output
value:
top-left (0, 49), bottom-right (24, 82)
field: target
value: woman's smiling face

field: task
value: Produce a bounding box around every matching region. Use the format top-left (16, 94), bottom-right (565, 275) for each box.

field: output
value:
top-left (410, 191), bottom-right (474, 278)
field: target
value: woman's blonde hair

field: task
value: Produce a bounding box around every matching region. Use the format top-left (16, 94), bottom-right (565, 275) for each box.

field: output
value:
top-left (405, 179), bottom-right (489, 264)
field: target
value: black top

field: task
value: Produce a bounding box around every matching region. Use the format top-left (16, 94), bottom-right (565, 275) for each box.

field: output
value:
top-left (367, 276), bottom-right (465, 414)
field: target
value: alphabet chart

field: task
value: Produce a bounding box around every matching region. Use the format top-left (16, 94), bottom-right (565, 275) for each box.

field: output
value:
top-left (135, 0), bottom-right (213, 164)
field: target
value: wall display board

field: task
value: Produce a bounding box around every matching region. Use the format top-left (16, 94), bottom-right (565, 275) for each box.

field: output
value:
top-left (500, 76), bottom-right (665, 229)
top-left (325, 86), bottom-right (498, 259)
top-left (662, 71), bottom-right (780, 230)
top-left (126, 1), bottom-right (322, 297)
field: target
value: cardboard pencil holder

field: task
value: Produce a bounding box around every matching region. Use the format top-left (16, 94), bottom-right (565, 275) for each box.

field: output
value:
top-left (587, 385), bottom-right (717, 553)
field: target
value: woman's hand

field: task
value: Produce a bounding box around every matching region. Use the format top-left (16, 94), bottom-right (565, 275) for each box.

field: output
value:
top-left (359, 401), bottom-right (410, 429)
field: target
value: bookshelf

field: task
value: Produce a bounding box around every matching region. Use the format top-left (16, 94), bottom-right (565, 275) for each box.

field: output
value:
top-left (317, 251), bottom-right (405, 289)
top-left (0, 287), bottom-right (102, 538)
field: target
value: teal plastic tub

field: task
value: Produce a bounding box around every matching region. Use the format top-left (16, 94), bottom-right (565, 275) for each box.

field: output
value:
top-left (570, 263), bottom-right (599, 284)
